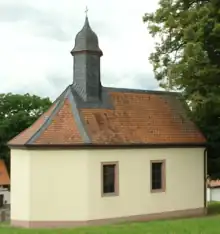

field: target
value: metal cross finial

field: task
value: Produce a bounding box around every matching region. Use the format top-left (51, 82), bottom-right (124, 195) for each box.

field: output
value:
top-left (85, 6), bottom-right (88, 16)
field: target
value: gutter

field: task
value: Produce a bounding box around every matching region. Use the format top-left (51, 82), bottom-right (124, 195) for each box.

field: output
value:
top-left (8, 142), bottom-right (207, 150)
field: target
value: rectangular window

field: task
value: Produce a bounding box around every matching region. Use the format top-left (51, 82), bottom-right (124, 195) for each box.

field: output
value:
top-left (151, 160), bottom-right (165, 192)
top-left (101, 162), bottom-right (119, 196)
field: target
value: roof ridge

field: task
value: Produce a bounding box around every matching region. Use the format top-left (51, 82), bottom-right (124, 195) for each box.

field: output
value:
top-left (103, 86), bottom-right (180, 95)
top-left (53, 85), bottom-right (71, 103)
top-left (68, 87), bottom-right (91, 143)
top-left (26, 87), bottom-right (70, 145)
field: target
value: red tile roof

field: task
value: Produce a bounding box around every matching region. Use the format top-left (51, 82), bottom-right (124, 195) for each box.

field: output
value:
top-left (34, 99), bottom-right (82, 145)
top-left (8, 102), bottom-right (57, 146)
top-left (0, 160), bottom-right (10, 185)
top-left (8, 86), bottom-right (206, 147)
top-left (81, 92), bottom-right (205, 144)
top-left (207, 179), bottom-right (220, 188)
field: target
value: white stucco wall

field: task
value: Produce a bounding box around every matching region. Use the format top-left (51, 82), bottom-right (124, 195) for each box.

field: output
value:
top-left (207, 188), bottom-right (211, 202)
top-left (29, 149), bottom-right (89, 221)
top-left (10, 147), bottom-right (205, 222)
top-left (87, 148), bottom-right (205, 220)
top-left (207, 187), bottom-right (220, 202)
top-left (0, 189), bottom-right (10, 204)
top-left (11, 149), bottom-right (31, 221)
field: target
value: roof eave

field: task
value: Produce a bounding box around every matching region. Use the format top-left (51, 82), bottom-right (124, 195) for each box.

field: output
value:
top-left (0, 183), bottom-right (10, 186)
top-left (8, 142), bottom-right (207, 150)
top-left (208, 185), bottom-right (220, 189)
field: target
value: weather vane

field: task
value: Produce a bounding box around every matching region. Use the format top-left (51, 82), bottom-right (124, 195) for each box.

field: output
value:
top-left (85, 6), bottom-right (88, 16)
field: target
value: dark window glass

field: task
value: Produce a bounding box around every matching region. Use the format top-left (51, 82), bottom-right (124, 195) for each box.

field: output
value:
top-left (151, 162), bottom-right (163, 190)
top-left (103, 164), bottom-right (116, 194)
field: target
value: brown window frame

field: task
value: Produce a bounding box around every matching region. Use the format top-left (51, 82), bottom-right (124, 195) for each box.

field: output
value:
top-left (150, 160), bottom-right (166, 193)
top-left (101, 161), bottom-right (119, 197)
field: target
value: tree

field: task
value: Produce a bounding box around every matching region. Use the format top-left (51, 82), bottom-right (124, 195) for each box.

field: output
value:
top-left (143, 0), bottom-right (220, 177)
top-left (0, 93), bottom-right (52, 173)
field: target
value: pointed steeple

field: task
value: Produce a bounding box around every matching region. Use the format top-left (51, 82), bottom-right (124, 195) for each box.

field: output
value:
top-left (71, 15), bottom-right (103, 102)
top-left (71, 16), bottom-right (103, 56)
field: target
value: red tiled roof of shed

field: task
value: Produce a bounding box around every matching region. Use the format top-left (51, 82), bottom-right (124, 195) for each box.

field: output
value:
top-left (0, 160), bottom-right (10, 185)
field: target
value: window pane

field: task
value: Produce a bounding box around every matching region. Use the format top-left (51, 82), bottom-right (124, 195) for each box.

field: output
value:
top-left (103, 164), bottom-right (115, 175)
top-left (151, 162), bottom-right (163, 190)
top-left (103, 164), bottom-right (115, 193)
top-left (152, 179), bottom-right (162, 190)
top-left (152, 163), bottom-right (162, 172)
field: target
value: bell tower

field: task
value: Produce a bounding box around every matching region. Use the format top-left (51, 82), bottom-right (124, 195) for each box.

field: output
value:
top-left (71, 14), bottom-right (103, 102)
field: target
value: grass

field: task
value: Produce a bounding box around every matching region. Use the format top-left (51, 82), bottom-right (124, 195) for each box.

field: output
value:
top-left (0, 203), bottom-right (220, 234)
top-left (207, 201), bottom-right (220, 215)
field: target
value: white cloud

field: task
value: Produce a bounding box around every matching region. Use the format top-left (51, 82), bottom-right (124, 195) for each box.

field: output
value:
top-left (0, 0), bottom-right (160, 100)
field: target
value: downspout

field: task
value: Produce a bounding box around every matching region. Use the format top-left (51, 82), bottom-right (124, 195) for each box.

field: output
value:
top-left (204, 147), bottom-right (208, 214)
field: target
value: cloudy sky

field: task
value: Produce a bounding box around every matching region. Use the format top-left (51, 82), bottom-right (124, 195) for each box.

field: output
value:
top-left (0, 0), bottom-right (160, 100)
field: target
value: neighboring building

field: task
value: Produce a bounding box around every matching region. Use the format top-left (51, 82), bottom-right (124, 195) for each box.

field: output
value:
top-left (0, 160), bottom-right (10, 206)
top-left (8, 16), bottom-right (207, 229)
top-left (207, 179), bottom-right (220, 202)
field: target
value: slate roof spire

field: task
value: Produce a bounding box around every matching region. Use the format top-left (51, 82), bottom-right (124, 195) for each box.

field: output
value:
top-left (71, 15), bottom-right (103, 102)
top-left (71, 16), bottom-right (103, 55)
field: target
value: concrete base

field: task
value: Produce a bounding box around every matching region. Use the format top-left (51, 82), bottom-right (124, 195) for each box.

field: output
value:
top-left (11, 207), bottom-right (206, 229)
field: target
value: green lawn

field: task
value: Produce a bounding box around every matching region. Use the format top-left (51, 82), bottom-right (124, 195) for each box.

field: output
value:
top-left (1, 203), bottom-right (220, 234)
